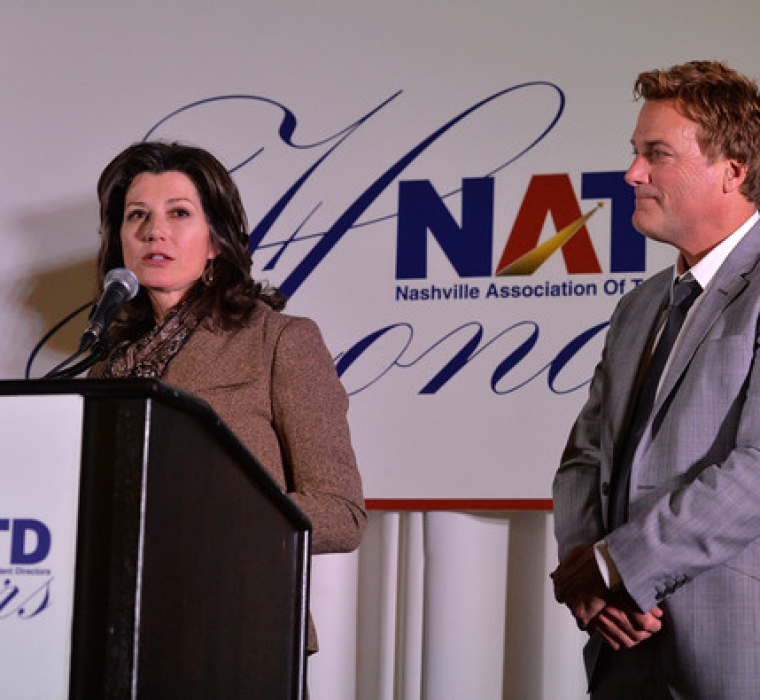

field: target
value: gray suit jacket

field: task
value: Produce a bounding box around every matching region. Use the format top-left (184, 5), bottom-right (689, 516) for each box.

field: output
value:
top-left (553, 221), bottom-right (760, 698)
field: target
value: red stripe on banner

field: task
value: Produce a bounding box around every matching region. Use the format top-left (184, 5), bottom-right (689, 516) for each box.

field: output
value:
top-left (365, 498), bottom-right (553, 512)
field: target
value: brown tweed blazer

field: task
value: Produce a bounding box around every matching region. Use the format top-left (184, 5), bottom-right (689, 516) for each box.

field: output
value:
top-left (159, 303), bottom-right (366, 555)
top-left (93, 302), bottom-right (366, 652)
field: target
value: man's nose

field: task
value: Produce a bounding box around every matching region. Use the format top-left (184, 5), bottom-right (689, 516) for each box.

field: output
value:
top-left (624, 155), bottom-right (650, 187)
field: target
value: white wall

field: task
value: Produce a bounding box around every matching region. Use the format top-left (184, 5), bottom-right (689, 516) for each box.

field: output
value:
top-left (309, 511), bottom-right (588, 700)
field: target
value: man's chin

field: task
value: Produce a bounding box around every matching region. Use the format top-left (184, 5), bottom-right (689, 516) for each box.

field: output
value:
top-left (631, 213), bottom-right (663, 241)
top-left (631, 216), bottom-right (649, 235)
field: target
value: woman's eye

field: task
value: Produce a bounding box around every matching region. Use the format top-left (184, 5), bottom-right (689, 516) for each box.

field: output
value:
top-left (125, 209), bottom-right (146, 222)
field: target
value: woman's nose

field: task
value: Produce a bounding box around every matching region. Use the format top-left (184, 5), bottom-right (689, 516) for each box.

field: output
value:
top-left (142, 215), bottom-right (167, 241)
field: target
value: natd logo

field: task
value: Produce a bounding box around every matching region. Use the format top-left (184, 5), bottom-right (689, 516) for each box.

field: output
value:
top-left (1, 519), bottom-right (51, 565)
top-left (395, 171), bottom-right (644, 279)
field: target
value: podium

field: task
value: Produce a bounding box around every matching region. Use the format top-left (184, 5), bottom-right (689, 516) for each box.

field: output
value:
top-left (0, 379), bottom-right (310, 699)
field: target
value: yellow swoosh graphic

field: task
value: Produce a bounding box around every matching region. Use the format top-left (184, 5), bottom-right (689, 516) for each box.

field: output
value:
top-left (495, 202), bottom-right (603, 276)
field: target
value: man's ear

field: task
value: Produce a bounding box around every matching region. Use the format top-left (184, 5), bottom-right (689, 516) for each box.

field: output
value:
top-left (724, 159), bottom-right (748, 193)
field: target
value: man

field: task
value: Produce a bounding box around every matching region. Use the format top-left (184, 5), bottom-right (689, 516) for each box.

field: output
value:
top-left (551, 60), bottom-right (760, 699)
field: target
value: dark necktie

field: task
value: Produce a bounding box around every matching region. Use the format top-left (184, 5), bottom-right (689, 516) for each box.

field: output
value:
top-left (608, 277), bottom-right (703, 529)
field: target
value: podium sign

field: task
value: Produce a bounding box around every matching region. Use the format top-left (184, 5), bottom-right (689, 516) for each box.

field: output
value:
top-left (0, 380), bottom-right (310, 699)
top-left (0, 395), bottom-right (84, 699)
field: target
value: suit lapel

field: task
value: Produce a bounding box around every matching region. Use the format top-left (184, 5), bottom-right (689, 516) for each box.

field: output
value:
top-left (652, 222), bottom-right (760, 416)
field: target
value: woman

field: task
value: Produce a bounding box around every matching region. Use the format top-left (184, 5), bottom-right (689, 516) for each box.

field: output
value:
top-left (90, 140), bottom-right (366, 653)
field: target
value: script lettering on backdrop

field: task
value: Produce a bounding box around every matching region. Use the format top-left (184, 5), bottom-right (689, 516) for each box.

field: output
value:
top-left (145, 83), bottom-right (647, 398)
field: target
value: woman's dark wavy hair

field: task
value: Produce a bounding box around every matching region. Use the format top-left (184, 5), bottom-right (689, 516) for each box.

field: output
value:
top-left (96, 141), bottom-right (286, 343)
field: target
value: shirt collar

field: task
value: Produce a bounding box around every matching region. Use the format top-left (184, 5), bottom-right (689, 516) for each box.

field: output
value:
top-left (676, 211), bottom-right (759, 289)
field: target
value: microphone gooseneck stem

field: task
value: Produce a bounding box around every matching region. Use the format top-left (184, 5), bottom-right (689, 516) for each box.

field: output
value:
top-left (44, 342), bottom-right (109, 380)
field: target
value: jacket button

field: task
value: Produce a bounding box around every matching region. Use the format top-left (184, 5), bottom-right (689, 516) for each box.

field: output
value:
top-left (601, 482), bottom-right (610, 496)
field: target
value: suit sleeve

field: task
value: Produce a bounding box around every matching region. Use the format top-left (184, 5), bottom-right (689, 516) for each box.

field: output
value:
top-left (270, 316), bottom-right (367, 555)
top-left (553, 338), bottom-right (609, 561)
top-left (552, 277), bottom-right (662, 563)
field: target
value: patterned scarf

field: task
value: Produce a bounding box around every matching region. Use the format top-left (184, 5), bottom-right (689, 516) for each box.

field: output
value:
top-left (103, 301), bottom-right (202, 378)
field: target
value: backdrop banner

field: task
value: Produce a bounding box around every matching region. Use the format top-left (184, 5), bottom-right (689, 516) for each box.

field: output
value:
top-left (2, 2), bottom-right (760, 502)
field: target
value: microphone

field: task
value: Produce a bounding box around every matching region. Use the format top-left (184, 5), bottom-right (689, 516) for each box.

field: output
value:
top-left (78, 268), bottom-right (139, 352)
